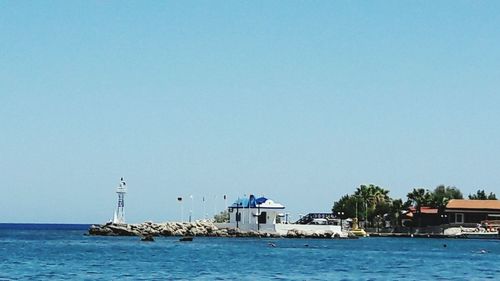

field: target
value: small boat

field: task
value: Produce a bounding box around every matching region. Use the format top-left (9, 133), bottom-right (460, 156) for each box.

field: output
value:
top-left (179, 236), bottom-right (193, 242)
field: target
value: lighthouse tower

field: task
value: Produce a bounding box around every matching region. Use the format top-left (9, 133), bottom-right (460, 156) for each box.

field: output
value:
top-left (112, 177), bottom-right (127, 224)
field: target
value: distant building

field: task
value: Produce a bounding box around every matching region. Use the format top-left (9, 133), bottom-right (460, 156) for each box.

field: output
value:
top-left (401, 200), bottom-right (500, 228)
top-left (445, 199), bottom-right (500, 227)
top-left (401, 207), bottom-right (440, 227)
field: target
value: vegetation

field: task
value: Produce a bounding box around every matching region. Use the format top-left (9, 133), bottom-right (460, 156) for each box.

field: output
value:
top-left (387, 198), bottom-right (409, 228)
top-left (405, 186), bottom-right (463, 227)
top-left (333, 184), bottom-right (496, 228)
top-left (213, 210), bottom-right (229, 223)
top-left (429, 185), bottom-right (463, 210)
top-left (332, 184), bottom-right (401, 227)
top-left (468, 189), bottom-right (497, 200)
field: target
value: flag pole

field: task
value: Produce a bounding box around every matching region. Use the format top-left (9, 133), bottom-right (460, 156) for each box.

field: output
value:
top-left (177, 196), bottom-right (183, 223)
top-left (203, 196), bottom-right (206, 220)
top-left (213, 195), bottom-right (217, 218)
top-left (189, 195), bottom-right (193, 222)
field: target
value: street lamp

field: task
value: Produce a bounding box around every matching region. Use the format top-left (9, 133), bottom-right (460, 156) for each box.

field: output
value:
top-left (337, 211), bottom-right (345, 230)
top-left (440, 214), bottom-right (448, 234)
top-left (441, 214), bottom-right (448, 224)
top-left (376, 215), bottom-right (381, 233)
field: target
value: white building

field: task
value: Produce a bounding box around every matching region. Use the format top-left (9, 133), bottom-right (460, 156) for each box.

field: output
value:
top-left (220, 195), bottom-right (343, 236)
top-left (227, 195), bottom-right (285, 232)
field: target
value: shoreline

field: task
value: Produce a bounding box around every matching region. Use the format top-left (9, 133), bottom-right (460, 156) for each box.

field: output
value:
top-left (88, 221), bottom-right (500, 240)
top-left (368, 232), bottom-right (500, 239)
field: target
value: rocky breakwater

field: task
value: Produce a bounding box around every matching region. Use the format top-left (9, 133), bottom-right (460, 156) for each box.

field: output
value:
top-left (88, 221), bottom-right (226, 237)
top-left (88, 221), bottom-right (283, 238)
top-left (88, 221), bottom-right (353, 239)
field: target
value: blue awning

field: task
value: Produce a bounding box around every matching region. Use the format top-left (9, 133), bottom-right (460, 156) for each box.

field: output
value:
top-left (256, 197), bottom-right (268, 204)
top-left (231, 195), bottom-right (269, 208)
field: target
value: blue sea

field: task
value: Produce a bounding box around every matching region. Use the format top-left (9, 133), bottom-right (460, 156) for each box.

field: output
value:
top-left (1, 224), bottom-right (500, 280)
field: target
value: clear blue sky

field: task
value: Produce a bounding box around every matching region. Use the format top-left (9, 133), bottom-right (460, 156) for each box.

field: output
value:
top-left (1, 1), bottom-right (499, 223)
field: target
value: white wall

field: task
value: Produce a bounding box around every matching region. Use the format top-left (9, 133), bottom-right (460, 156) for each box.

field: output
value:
top-left (275, 224), bottom-right (342, 236)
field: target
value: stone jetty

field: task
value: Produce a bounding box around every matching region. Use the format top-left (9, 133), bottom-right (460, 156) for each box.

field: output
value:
top-left (89, 221), bottom-right (225, 237)
top-left (88, 221), bottom-right (353, 239)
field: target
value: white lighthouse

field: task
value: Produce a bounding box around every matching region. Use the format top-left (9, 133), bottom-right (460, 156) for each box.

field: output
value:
top-left (112, 177), bottom-right (127, 224)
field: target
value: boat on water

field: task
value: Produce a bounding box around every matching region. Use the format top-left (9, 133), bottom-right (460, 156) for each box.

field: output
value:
top-left (179, 236), bottom-right (193, 242)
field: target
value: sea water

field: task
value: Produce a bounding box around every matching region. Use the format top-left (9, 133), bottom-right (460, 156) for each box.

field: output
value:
top-left (1, 224), bottom-right (500, 280)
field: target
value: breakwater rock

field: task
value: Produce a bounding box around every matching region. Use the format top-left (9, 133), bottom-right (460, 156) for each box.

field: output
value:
top-left (88, 221), bottom-right (351, 239)
top-left (89, 221), bottom-right (227, 237)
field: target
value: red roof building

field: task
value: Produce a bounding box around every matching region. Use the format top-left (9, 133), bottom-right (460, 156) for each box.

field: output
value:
top-left (445, 199), bottom-right (500, 226)
top-left (401, 206), bottom-right (441, 227)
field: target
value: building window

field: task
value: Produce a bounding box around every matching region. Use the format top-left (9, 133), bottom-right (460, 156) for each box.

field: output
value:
top-left (258, 212), bottom-right (267, 224)
top-left (455, 213), bottom-right (464, 224)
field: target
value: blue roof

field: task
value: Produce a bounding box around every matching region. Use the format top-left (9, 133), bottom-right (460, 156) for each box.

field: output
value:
top-left (256, 197), bottom-right (268, 204)
top-left (231, 195), bottom-right (269, 208)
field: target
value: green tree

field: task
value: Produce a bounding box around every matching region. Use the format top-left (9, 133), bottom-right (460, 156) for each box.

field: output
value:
top-left (332, 194), bottom-right (361, 220)
top-left (386, 198), bottom-right (410, 228)
top-left (468, 189), bottom-right (497, 200)
top-left (407, 188), bottom-right (432, 227)
top-left (213, 210), bottom-right (229, 223)
top-left (430, 185), bottom-right (463, 212)
top-left (332, 184), bottom-right (409, 229)
top-left (354, 184), bottom-right (391, 227)
top-left (469, 189), bottom-right (487, 200)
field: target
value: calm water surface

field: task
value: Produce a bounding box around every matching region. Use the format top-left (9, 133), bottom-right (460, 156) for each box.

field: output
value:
top-left (1, 224), bottom-right (500, 280)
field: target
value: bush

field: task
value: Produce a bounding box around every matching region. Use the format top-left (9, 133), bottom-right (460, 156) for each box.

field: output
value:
top-left (213, 210), bottom-right (229, 223)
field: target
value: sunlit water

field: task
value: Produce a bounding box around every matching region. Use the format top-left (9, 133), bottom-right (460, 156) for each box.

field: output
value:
top-left (1, 224), bottom-right (500, 280)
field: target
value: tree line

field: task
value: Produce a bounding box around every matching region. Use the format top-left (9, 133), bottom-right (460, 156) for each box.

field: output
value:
top-left (332, 184), bottom-right (497, 228)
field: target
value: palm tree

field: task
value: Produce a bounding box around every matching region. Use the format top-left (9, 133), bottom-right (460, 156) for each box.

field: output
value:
top-left (407, 188), bottom-right (431, 227)
top-left (355, 184), bottom-right (391, 227)
top-left (355, 185), bottom-right (372, 225)
top-left (371, 186), bottom-right (390, 205)
top-left (389, 199), bottom-right (403, 228)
